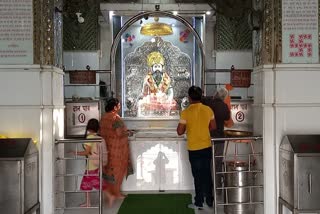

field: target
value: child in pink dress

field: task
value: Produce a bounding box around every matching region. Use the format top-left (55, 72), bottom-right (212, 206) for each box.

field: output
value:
top-left (73, 118), bottom-right (107, 207)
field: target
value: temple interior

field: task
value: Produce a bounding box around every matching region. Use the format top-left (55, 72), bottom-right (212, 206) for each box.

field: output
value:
top-left (1, 0), bottom-right (320, 214)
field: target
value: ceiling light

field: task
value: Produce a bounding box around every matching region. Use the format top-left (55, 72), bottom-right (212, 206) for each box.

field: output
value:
top-left (173, 11), bottom-right (178, 15)
top-left (206, 11), bottom-right (211, 15)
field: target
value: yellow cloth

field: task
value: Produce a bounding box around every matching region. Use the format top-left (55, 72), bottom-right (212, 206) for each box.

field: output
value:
top-left (180, 103), bottom-right (214, 151)
top-left (84, 134), bottom-right (98, 171)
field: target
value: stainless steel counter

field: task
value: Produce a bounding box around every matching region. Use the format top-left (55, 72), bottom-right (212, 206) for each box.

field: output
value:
top-left (279, 135), bottom-right (320, 213)
top-left (0, 138), bottom-right (39, 214)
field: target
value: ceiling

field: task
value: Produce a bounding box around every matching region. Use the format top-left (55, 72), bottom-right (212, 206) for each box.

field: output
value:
top-left (101, 0), bottom-right (210, 2)
top-left (100, 0), bottom-right (253, 17)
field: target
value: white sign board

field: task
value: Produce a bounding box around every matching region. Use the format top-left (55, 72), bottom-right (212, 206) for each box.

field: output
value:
top-left (65, 101), bottom-right (100, 137)
top-left (0, 0), bottom-right (33, 64)
top-left (230, 101), bottom-right (252, 128)
top-left (282, 0), bottom-right (319, 63)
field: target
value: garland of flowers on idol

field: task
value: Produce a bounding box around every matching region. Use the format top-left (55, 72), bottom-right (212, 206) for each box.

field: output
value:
top-left (146, 71), bottom-right (171, 94)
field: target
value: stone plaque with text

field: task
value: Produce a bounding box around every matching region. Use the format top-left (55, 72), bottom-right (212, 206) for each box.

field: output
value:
top-left (0, 0), bottom-right (33, 64)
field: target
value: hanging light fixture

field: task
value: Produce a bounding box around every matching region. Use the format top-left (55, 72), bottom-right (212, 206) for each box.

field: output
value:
top-left (140, 17), bottom-right (173, 36)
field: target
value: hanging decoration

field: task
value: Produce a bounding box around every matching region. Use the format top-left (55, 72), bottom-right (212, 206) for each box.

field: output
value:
top-left (124, 33), bottom-right (136, 47)
top-left (179, 29), bottom-right (190, 43)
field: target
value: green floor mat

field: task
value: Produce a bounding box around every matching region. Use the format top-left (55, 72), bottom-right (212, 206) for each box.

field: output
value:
top-left (118, 193), bottom-right (195, 214)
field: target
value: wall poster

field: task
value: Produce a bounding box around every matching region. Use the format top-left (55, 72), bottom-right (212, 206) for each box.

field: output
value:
top-left (282, 0), bottom-right (318, 63)
top-left (0, 0), bottom-right (33, 64)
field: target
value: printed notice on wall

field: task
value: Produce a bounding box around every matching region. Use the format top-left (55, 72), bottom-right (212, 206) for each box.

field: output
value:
top-left (0, 0), bottom-right (33, 64)
top-left (282, 0), bottom-right (318, 63)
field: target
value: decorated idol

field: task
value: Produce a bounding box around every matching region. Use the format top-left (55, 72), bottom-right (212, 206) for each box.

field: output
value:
top-left (142, 52), bottom-right (173, 100)
top-left (138, 51), bottom-right (177, 116)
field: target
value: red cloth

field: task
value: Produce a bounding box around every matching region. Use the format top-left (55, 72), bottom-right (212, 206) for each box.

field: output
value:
top-left (80, 168), bottom-right (107, 190)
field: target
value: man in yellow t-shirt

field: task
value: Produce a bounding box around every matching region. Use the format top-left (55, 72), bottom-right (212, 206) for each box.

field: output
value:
top-left (177, 86), bottom-right (216, 210)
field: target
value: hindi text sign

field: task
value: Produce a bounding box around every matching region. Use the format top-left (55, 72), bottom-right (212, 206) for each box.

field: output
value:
top-left (0, 0), bottom-right (33, 64)
top-left (230, 69), bottom-right (251, 88)
top-left (282, 0), bottom-right (318, 63)
top-left (66, 101), bottom-right (100, 137)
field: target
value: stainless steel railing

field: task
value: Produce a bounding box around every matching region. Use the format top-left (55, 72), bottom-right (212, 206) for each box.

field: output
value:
top-left (212, 136), bottom-right (263, 214)
top-left (55, 138), bottom-right (104, 214)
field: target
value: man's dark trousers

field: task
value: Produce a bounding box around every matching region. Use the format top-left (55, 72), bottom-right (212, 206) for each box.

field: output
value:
top-left (188, 147), bottom-right (213, 207)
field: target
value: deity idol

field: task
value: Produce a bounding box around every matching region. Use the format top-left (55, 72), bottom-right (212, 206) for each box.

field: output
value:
top-left (142, 51), bottom-right (173, 99)
top-left (138, 51), bottom-right (177, 116)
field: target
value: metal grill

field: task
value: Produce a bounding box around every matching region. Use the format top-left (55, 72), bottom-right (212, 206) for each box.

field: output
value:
top-left (212, 136), bottom-right (263, 214)
top-left (55, 138), bottom-right (104, 214)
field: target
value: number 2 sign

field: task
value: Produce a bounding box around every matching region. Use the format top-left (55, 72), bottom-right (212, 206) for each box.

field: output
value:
top-left (230, 101), bottom-right (252, 127)
top-left (235, 111), bottom-right (245, 122)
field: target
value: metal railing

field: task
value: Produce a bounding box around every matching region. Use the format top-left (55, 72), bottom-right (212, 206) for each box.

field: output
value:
top-left (54, 138), bottom-right (104, 214)
top-left (212, 136), bottom-right (263, 214)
